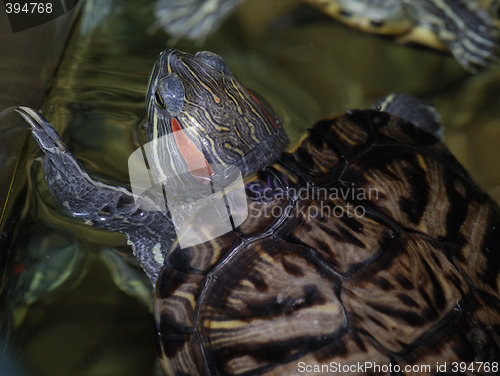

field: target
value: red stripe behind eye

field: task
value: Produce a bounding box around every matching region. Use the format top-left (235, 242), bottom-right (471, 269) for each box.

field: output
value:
top-left (171, 117), bottom-right (181, 133)
top-left (171, 118), bottom-right (212, 182)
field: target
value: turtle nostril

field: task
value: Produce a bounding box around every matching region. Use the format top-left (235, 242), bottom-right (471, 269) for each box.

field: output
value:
top-left (164, 48), bottom-right (179, 58)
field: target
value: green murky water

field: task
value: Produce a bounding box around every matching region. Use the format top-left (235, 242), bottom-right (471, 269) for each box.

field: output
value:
top-left (3, 0), bottom-right (500, 375)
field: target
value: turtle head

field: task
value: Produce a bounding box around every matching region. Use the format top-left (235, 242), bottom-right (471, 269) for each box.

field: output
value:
top-left (315, 0), bottom-right (413, 35)
top-left (145, 49), bottom-right (288, 184)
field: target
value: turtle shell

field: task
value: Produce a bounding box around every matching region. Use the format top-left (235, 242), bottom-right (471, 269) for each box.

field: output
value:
top-left (154, 109), bottom-right (500, 375)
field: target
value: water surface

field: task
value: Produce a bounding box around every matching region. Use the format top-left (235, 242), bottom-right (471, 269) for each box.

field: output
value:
top-left (5, 1), bottom-right (500, 375)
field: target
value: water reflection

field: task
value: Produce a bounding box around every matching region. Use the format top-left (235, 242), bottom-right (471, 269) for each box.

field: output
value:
top-left (4, 0), bottom-right (500, 375)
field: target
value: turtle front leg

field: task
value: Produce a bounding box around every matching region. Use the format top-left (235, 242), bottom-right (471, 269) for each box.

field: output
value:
top-left (17, 107), bottom-right (175, 285)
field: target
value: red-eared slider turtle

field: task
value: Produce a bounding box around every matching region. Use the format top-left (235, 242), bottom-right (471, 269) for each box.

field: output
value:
top-left (153, 0), bottom-right (500, 72)
top-left (18, 49), bottom-right (500, 375)
top-left (303, 0), bottom-right (500, 72)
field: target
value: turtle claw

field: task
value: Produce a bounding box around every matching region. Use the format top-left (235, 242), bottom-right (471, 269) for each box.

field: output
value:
top-left (16, 106), bottom-right (175, 285)
top-left (16, 106), bottom-right (100, 216)
top-left (15, 106), bottom-right (67, 154)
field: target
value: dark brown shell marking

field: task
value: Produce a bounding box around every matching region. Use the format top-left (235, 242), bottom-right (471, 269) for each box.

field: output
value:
top-left (155, 110), bottom-right (500, 375)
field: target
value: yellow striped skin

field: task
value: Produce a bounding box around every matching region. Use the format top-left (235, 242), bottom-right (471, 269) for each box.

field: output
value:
top-left (145, 49), bottom-right (288, 183)
top-left (155, 110), bottom-right (500, 375)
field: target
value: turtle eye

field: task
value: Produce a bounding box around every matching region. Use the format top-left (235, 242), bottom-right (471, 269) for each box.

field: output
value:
top-left (155, 90), bottom-right (166, 110)
top-left (195, 51), bottom-right (229, 73)
top-left (157, 74), bottom-right (185, 117)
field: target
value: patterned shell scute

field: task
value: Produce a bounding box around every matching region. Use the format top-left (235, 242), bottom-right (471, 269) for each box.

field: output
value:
top-left (342, 232), bottom-right (470, 353)
top-left (155, 110), bottom-right (500, 375)
top-left (199, 237), bottom-right (346, 374)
